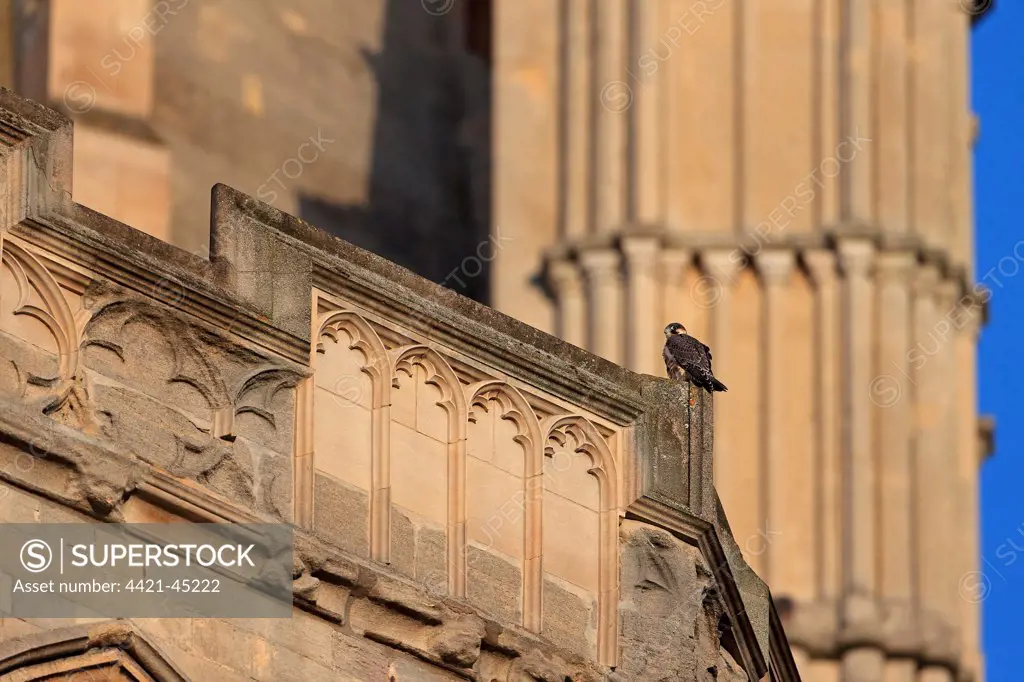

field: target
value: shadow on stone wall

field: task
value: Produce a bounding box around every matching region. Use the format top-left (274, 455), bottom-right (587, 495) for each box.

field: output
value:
top-left (300, 0), bottom-right (492, 304)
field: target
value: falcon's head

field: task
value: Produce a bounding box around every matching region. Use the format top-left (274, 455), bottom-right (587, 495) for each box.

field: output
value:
top-left (664, 322), bottom-right (688, 338)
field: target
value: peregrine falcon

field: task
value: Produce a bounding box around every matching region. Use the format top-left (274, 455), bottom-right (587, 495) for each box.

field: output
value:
top-left (662, 322), bottom-right (728, 393)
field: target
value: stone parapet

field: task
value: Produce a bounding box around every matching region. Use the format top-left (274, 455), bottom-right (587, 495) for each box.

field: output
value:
top-left (0, 88), bottom-right (795, 681)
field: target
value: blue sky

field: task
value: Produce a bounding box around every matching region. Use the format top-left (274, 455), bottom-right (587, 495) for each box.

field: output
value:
top-left (973, 4), bottom-right (1023, 679)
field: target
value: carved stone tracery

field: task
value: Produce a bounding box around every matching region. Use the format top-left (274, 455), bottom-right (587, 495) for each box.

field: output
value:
top-left (68, 286), bottom-right (303, 516)
top-left (302, 304), bottom-right (624, 662)
top-left (390, 343), bottom-right (468, 598)
top-left (0, 237), bottom-right (89, 424)
top-left (466, 379), bottom-right (544, 633)
top-left (541, 414), bottom-right (620, 666)
top-left (313, 310), bottom-right (392, 558)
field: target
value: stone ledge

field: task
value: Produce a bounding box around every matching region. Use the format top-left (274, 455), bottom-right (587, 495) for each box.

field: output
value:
top-left (779, 595), bottom-right (966, 678)
top-left (541, 221), bottom-right (983, 303)
top-left (210, 183), bottom-right (652, 426)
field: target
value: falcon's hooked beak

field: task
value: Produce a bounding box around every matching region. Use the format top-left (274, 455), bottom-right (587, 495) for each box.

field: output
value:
top-left (664, 322), bottom-right (687, 338)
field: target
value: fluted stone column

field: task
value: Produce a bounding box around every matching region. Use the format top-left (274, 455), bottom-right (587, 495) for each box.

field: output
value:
top-left (561, 0), bottom-right (592, 243)
top-left (956, 298), bottom-right (983, 682)
top-left (876, 1), bottom-right (911, 235)
top-left (937, 279), bottom-right (963, 666)
top-left (492, 0), bottom-right (560, 331)
top-left (804, 250), bottom-right (841, 612)
top-left (950, 11), bottom-right (973, 275)
top-left (913, 264), bottom-right (954, 682)
top-left (579, 248), bottom-right (623, 364)
top-left (622, 237), bottom-right (660, 375)
top-left (547, 259), bottom-right (586, 348)
top-left (800, 249), bottom-right (844, 682)
top-left (631, 0), bottom-right (660, 226)
top-left (759, 249), bottom-right (795, 589)
top-left (837, 239), bottom-right (884, 682)
top-left (760, 249), bottom-right (813, 673)
top-left (702, 250), bottom-right (739, 494)
top-left (817, 0), bottom-right (842, 230)
top-left (659, 248), bottom-right (691, 333)
top-left (911, 1), bottom-right (952, 255)
top-left (876, 251), bottom-right (918, 682)
top-left (594, 0), bottom-right (627, 235)
top-left (842, 0), bottom-right (875, 225)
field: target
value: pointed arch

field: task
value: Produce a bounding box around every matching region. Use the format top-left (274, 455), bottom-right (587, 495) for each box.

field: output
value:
top-left (0, 621), bottom-right (191, 681)
top-left (318, 310), bottom-right (391, 398)
top-left (465, 379), bottom-right (544, 632)
top-left (299, 309), bottom-right (392, 564)
top-left (390, 344), bottom-right (468, 596)
top-left (0, 238), bottom-right (81, 380)
top-left (467, 380), bottom-right (542, 474)
top-left (540, 414), bottom-right (619, 666)
top-left (390, 344), bottom-right (467, 441)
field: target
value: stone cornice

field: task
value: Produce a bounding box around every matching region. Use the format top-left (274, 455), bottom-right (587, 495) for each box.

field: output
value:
top-left (875, 250), bottom-right (918, 283)
top-left (779, 596), bottom-right (966, 678)
top-left (802, 249), bottom-right (837, 285)
top-left (11, 215), bottom-right (310, 366)
top-left (541, 222), bottom-right (980, 299)
top-left (835, 236), bottom-right (876, 277)
top-left (211, 185), bottom-right (655, 426)
top-left (544, 258), bottom-right (583, 296)
top-left (754, 249), bottom-right (796, 283)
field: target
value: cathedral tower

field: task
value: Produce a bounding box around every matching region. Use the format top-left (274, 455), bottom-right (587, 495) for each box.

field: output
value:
top-left (491, 2), bottom-right (988, 680)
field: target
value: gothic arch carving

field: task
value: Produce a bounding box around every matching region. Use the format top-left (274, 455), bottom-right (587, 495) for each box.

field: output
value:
top-left (83, 294), bottom-right (302, 439)
top-left (317, 310), bottom-right (391, 397)
top-left (540, 414), bottom-right (620, 666)
top-left (0, 238), bottom-right (80, 379)
top-left (0, 621), bottom-right (191, 681)
top-left (390, 344), bottom-right (468, 596)
top-left (233, 367), bottom-right (304, 429)
top-left (84, 298), bottom-right (230, 409)
top-left (0, 238), bottom-right (86, 419)
top-left (79, 291), bottom-right (303, 512)
top-left (303, 309), bottom-right (392, 557)
top-left (390, 345), bottom-right (467, 441)
top-left (466, 380), bottom-right (542, 467)
top-left (465, 379), bottom-right (544, 632)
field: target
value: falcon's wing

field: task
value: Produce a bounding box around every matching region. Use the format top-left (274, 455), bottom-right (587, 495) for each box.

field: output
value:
top-left (666, 334), bottom-right (716, 387)
top-left (701, 342), bottom-right (713, 363)
top-left (663, 344), bottom-right (685, 381)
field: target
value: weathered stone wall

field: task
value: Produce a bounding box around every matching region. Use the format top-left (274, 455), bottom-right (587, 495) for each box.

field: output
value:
top-left (0, 491), bottom-right (762, 681)
top-left (0, 89), bottom-right (793, 681)
top-left (2, 0), bottom-right (491, 298)
top-left (152, 0), bottom-right (490, 282)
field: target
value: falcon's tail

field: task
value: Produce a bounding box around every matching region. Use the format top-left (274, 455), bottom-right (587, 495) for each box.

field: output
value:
top-left (710, 377), bottom-right (728, 392)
